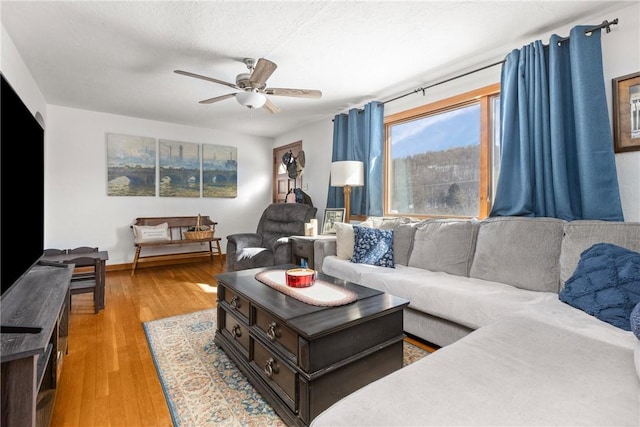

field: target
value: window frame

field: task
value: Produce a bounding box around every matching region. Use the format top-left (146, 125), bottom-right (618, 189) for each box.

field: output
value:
top-left (383, 83), bottom-right (500, 219)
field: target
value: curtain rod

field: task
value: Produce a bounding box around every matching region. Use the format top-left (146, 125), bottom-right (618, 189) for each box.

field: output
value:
top-left (554, 18), bottom-right (618, 44)
top-left (382, 18), bottom-right (619, 106)
top-left (382, 59), bottom-right (504, 104)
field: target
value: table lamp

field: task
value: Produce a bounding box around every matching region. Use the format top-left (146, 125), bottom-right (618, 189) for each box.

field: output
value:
top-left (330, 161), bottom-right (364, 223)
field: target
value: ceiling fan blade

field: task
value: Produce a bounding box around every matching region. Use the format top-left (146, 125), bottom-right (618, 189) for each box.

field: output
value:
top-left (263, 97), bottom-right (281, 114)
top-left (174, 70), bottom-right (239, 90)
top-left (265, 88), bottom-right (322, 98)
top-left (199, 93), bottom-right (237, 104)
top-left (249, 58), bottom-right (277, 88)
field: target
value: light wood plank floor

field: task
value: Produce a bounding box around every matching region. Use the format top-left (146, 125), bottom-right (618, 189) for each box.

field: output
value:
top-left (51, 260), bottom-right (436, 426)
top-left (51, 260), bottom-right (223, 427)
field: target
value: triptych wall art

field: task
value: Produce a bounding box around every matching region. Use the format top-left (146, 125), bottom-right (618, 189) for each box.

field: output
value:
top-left (106, 133), bottom-right (237, 198)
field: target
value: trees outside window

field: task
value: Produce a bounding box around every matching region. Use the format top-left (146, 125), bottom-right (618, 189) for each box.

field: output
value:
top-left (385, 84), bottom-right (500, 219)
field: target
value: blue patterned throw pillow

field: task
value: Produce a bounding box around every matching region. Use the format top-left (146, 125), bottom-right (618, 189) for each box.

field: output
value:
top-left (351, 226), bottom-right (395, 268)
top-left (559, 243), bottom-right (640, 331)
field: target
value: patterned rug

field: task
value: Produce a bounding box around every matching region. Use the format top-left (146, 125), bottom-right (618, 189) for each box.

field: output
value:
top-left (144, 308), bottom-right (429, 427)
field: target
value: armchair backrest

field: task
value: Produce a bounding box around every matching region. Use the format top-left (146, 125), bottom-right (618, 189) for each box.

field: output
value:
top-left (257, 203), bottom-right (317, 249)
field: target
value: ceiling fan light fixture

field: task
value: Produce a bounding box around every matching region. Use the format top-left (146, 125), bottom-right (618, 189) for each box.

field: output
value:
top-left (236, 91), bottom-right (266, 109)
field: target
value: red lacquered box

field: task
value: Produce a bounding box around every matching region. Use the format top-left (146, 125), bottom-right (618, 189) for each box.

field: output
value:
top-left (285, 268), bottom-right (316, 288)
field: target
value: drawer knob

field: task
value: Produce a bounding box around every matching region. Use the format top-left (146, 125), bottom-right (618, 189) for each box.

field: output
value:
top-left (266, 321), bottom-right (280, 341)
top-left (231, 324), bottom-right (242, 338)
top-left (264, 357), bottom-right (279, 378)
top-left (230, 296), bottom-right (241, 310)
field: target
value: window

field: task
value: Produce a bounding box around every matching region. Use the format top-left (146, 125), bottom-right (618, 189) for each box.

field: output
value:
top-left (385, 84), bottom-right (500, 219)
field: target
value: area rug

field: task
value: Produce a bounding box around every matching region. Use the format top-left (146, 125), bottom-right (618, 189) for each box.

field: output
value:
top-left (144, 308), bottom-right (429, 427)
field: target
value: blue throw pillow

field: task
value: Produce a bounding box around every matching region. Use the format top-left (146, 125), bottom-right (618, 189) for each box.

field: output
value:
top-left (559, 243), bottom-right (640, 331)
top-left (351, 226), bottom-right (395, 268)
top-left (631, 302), bottom-right (640, 340)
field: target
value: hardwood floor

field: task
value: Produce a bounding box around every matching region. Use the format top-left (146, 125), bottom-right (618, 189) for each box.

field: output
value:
top-left (51, 260), bottom-right (223, 427)
top-left (51, 259), bottom-right (436, 426)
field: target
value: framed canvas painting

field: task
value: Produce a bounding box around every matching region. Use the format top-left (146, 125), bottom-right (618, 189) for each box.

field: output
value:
top-left (159, 139), bottom-right (200, 197)
top-left (202, 144), bottom-right (238, 198)
top-left (106, 133), bottom-right (156, 196)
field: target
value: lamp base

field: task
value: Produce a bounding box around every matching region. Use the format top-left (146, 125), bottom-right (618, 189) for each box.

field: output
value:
top-left (343, 185), bottom-right (352, 223)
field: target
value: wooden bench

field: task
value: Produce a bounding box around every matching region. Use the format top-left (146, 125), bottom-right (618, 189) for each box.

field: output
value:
top-left (131, 216), bottom-right (222, 273)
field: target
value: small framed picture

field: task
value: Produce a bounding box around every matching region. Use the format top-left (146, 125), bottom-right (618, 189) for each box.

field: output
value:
top-left (322, 208), bottom-right (345, 234)
top-left (612, 71), bottom-right (640, 153)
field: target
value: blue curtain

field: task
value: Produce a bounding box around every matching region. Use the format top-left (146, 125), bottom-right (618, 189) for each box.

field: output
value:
top-left (327, 101), bottom-right (384, 217)
top-left (490, 26), bottom-right (624, 221)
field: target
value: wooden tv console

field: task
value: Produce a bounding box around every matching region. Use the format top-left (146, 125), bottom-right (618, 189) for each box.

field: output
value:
top-left (1, 264), bottom-right (73, 427)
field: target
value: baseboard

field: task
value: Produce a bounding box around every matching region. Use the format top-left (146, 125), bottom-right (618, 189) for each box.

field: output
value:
top-left (106, 253), bottom-right (226, 272)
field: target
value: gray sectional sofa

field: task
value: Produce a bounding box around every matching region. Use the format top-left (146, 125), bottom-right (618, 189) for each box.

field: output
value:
top-left (311, 216), bottom-right (640, 426)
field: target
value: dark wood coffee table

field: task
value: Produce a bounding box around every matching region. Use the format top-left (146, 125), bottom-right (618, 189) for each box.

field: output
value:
top-left (214, 265), bottom-right (409, 426)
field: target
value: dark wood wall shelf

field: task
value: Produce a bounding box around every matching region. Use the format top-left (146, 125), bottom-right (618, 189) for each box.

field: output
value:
top-left (1, 264), bottom-right (73, 427)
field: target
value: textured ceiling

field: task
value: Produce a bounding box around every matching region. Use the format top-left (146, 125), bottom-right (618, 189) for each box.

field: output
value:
top-left (1, 1), bottom-right (632, 138)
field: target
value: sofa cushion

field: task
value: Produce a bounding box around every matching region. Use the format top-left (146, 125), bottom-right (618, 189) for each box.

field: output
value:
top-left (393, 223), bottom-right (417, 266)
top-left (469, 217), bottom-right (565, 292)
top-left (560, 220), bottom-right (640, 287)
top-left (335, 222), bottom-right (355, 260)
top-left (408, 219), bottom-right (478, 277)
top-left (323, 256), bottom-right (557, 330)
top-left (311, 315), bottom-right (639, 427)
top-left (400, 272), bottom-right (557, 330)
top-left (559, 243), bottom-right (640, 331)
top-left (351, 226), bottom-right (394, 268)
top-left (365, 216), bottom-right (411, 229)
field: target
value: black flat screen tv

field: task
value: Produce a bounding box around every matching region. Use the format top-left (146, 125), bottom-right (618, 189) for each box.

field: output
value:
top-left (1, 73), bottom-right (45, 298)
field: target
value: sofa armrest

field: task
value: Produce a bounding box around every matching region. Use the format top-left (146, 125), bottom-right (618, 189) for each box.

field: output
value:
top-left (273, 237), bottom-right (293, 265)
top-left (314, 238), bottom-right (337, 273)
top-left (227, 233), bottom-right (263, 250)
top-left (226, 233), bottom-right (264, 272)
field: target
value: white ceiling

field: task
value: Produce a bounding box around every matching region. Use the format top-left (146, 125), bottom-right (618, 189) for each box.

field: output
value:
top-left (1, 1), bottom-right (632, 138)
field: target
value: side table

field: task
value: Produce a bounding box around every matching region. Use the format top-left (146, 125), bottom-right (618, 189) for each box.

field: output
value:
top-left (290, 235), bottom-right (336, 269)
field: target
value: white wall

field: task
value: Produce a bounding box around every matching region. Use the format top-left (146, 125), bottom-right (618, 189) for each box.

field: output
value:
top-left (285, 2), bottom-right (640, 222)
top-left (274, 120), bottom-right (334, 221)
top-left (44, 106), bottom-right (273, 264)
top-left (601, 3), bottom-right (640, 222)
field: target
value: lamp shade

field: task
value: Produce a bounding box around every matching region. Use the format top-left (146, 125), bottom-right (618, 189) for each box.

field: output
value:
top-left (236, 91), bottom-right (267, 109)
top-left (331, 161), bottom-right (364, 187)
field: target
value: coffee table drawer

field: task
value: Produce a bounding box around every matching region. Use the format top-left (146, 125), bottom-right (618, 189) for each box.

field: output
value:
top-left (223, 287), bottom-right (250, 321)
top-left (253, 338), bottom-right (297, 412)
top-left (222, 309), bottom-right (250, 356)
top-left (255, 307), bottom-right (298, 359)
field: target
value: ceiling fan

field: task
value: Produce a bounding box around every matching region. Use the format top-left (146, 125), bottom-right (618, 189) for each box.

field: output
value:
top-left (174, 58), bottom-right (322, 114)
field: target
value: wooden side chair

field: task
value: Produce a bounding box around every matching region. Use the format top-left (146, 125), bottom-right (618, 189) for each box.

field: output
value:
top-left (66, 246), bottom-right (99, 281)
top-left (63, 249), bottom-right (101, 314)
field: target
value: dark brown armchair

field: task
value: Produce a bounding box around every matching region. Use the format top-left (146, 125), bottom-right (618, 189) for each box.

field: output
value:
top-left (226, 203), bottom-right (317, 272)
